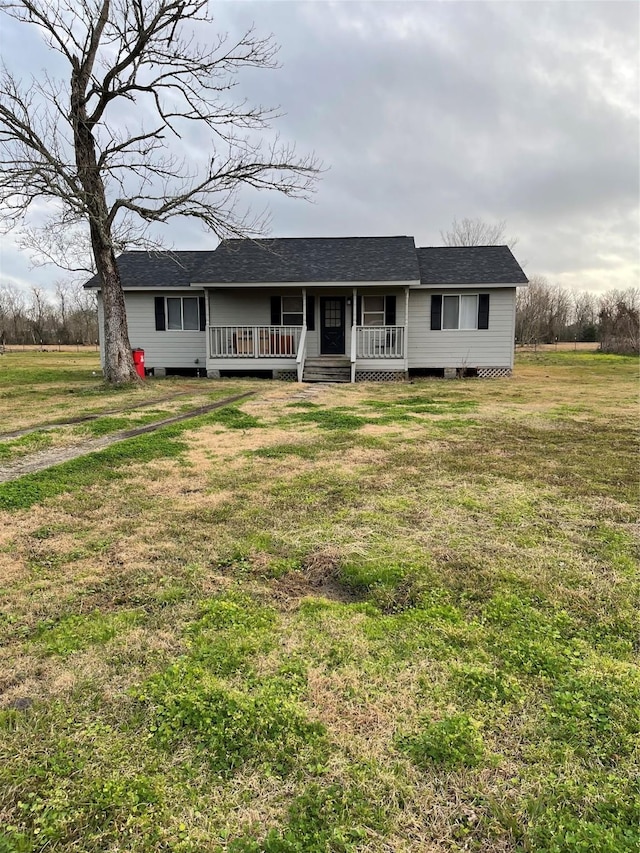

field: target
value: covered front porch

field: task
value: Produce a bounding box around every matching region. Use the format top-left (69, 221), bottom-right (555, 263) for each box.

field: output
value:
top-left (205, 286), bottom-right (409, 382)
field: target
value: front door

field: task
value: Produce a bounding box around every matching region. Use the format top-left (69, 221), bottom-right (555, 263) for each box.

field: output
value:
top-left (320, 297), bottom-right (346, 354)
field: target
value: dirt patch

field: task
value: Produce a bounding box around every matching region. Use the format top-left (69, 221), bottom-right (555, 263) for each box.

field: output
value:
top-left (0, 391), bottom-right (256, 483)
top-left (0, 436), bottom-right (115, 481)
top-left (0, 551), bottom-right (25, 585)
top-left (0, 388), bottom-right (217, 440)
top-left (188, 425), bottom-right (314, 460)
top-left (266, 547), bottom-right (361, 608)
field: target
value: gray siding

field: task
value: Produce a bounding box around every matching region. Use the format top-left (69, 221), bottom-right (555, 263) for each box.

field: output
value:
top-left (407, 288), bottom-right (516, 369)
top-left (118, 291), bottom-right (206, 369)
top-left (103, 285), bottom-right (515, 376)
top-left (208, 289), bottom-right (271, 326)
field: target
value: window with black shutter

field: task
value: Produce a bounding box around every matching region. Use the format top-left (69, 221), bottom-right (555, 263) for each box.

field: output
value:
top-left (361, 295), bottom-right (385, 326)
top-left (281, 296), bottom-right (304, 325)
top-left (431, 293), bottom-right (490, 330)
top-left (155, 296), bottom-right (203, 331)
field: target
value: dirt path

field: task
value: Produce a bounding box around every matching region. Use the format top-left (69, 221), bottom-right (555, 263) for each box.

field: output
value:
top-left (0, 388), bottom-right (217, 441)
top-left (0, 391), bottom-right (255, 483)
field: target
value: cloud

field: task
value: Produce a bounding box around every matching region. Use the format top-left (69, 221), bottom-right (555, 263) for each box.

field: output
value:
top-left (0, 1), bottom-right (637, 295)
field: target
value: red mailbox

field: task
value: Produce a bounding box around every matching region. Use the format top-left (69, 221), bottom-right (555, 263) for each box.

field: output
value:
top-left (132, 348), bottom-right (145, 379)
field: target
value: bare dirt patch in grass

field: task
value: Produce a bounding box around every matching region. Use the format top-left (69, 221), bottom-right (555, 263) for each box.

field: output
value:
top-left (187, 423), bottom-right (309, 459)
top-left (266, 547), bottom-right (360, 608)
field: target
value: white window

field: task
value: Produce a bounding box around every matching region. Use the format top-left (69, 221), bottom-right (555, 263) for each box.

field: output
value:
top-left (166, 297), bottom-right (200, 331)
top-left (281, 296), bottom-right (304, 326)
top-left (362, 295), bottom-right (385, 326)
top-left (443, 295), bottom-right (478, 330)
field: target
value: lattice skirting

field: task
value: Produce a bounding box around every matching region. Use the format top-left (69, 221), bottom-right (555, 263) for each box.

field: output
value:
top-left (477, 367), bottom-right (512, 378)
top-left (355, 370), bottom-right (407, 382)
top-left (274, 370), bottom-right (298, 381)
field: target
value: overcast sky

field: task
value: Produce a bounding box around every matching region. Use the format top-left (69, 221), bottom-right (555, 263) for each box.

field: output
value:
top-left (1, 0), bottom-right (638, 295)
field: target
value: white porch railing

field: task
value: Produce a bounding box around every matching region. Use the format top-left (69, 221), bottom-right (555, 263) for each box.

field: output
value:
top-left (209, 325), bottom-right (301, 358)
top-left (356, 326), bottom-right (405, 358)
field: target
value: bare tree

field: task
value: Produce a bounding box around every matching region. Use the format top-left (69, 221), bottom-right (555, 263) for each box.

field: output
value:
top-left (70, 286), bottom-right (99, 344)
top-left (599, 288), bottom-right (640, 354)
top-left (572, 290), bottom-right (598, 341)
top-left (0, 285), bottom-right (9, 346)
top-left (441, 217), bottom-right (518, 249)
top-left (27, 286), bottom-right (51, 344)
top-left (0, 1), bottom-right (320, 382)
top-left (1, 282), bottom-right (27, 343)
top-left (55, 280), bottom-right (73, 343)
top-left (516, 274), bottom-right (549, 343)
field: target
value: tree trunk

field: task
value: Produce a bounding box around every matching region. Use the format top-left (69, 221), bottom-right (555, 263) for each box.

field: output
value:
top-left (95, 241), bottom-right (139, 383)
top-left (71, 43), bottom-right (138, 384)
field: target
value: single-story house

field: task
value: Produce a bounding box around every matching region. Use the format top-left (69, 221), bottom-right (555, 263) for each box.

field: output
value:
top-left (84, 236), bottom-right (528, 381)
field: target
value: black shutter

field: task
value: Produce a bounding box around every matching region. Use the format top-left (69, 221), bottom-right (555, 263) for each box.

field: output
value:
top-left (385, 295), bottom-right (396, 325)
top-left (198, 296), bottom-right (206, 331)
top-left (430, 294), bottom-right (442, 330)
top-left (154, 296), bottom-right (166, 331)
top-left (478, 294), bottom-right (490, 329)
top-left (356, 295), bottom-right (362, 326)
top-left (306, 294), bottom-right (315, 330)
top-left (270, 295), bottom-right (281, 325)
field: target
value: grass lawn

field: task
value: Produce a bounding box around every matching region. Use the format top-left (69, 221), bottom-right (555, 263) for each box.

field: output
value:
top-left (0, 350), bottom-right (638, 852)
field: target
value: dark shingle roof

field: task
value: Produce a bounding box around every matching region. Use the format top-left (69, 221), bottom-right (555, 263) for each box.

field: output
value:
top-left (193, 237), bottom-right (420, 283)
top-left (83, 251), bottom-right (212, 289)
top-left (417, 246), bottom-right (528, 285)
top-left (83, 240), bottom-right (528, 289)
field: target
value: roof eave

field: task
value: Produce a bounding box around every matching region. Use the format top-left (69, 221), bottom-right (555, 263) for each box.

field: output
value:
top-left (412, 280), bottom-right (528, 289)
top-left (192, 279), bottom-right (421, 288)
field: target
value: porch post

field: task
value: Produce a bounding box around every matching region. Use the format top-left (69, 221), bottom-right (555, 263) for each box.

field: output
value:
top-left (302, 287), bottom-right (307, 327)
top-left (404, 286), bottom-right (410, 373)
top-left (204, 288), bottom-right (211, 357)
top-left (351, 286), bottom-right (358, 383)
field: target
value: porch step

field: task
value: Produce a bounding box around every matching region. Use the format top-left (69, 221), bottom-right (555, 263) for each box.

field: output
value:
top-left (304, 357), bottom-right (350, 367)
top-left (302, 357), bottom-right (351, 383)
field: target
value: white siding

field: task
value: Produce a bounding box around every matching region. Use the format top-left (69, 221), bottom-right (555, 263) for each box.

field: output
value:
top-left (407, 288), bottom-right (516, 369)
top-left (124, 291), bottom-right (206, 369)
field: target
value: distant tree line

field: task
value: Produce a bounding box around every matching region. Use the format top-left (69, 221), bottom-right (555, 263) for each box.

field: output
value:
top-left (0, 282), bottom-right (98, 346)
top-left (440, 218), bottom-right (638, 355)
top-left (516, 277), bottom-right (639, 354)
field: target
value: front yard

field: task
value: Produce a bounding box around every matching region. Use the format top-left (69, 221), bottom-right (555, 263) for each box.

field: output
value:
top-left (0, 349), bottom-right (638, 852)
